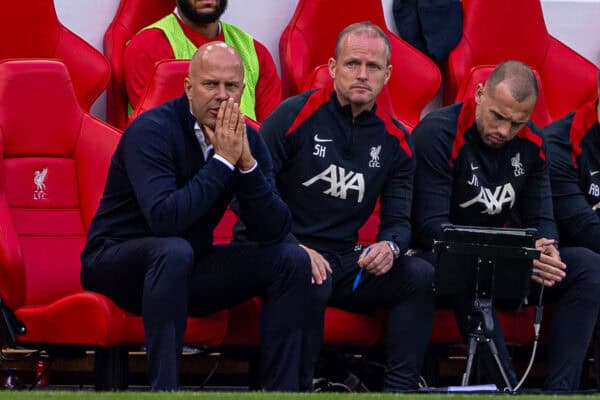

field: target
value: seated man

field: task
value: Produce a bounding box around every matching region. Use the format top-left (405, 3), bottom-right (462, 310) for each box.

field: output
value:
top-left (543, 70), bottom-right (600, 386)
top-left (124, 0), bottom-right (281, 121)
top-left (81, 42), bottom-right (324, 391)
top-left (259, 22), bottom-right (435, 392)
top-left (412, 60), bottom-right (600, 391)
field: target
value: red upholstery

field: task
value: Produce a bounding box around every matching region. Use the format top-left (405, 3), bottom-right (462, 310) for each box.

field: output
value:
top-left (103, 0), bottom-right (174, 129)
top-left (279, 0), bottom-right (440, 128)
top-left (455, 65), bottom-right (552, 129)
top-left (444, 0), bottom-right (598, 121)
top-left (431, 308), bottom-right (536, 345)
top-left (129, 59), bottom-right (189, 122)
top-left (0, 2), bottom-right (110, 111)
top-left (0, 59), bottom-right (227, 348)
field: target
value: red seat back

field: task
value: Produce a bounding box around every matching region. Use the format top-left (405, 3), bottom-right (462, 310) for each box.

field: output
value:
top-left (104, 0), bottom-right (175, 129)
top-left (455, 65), bottom-right (552, 129)
top-left (129, 59), bottom-right (190, 121)
top-left (279, 0), bottom-right (440, 128)
top-left (0, 60), bottom-right (121, 310)
top-left (0, 2), bottom-right (110, 111)
top-left (445, 0), bottom-right (597, 120)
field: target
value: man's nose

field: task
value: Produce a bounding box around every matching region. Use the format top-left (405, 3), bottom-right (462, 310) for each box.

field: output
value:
top-left (357, 64), bottom-right (368, 80)
top-left (497, 121), bottom-right (511, 137)
top-left (216, 84), bottom-right (228, 100)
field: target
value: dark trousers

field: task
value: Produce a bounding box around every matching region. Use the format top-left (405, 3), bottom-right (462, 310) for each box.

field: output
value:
top-left (81, 238), bottom-right (326, 391)
top-left (315, 247), bottom-right (435, 391)
top-left (424, 247), bottom-right (600, 391)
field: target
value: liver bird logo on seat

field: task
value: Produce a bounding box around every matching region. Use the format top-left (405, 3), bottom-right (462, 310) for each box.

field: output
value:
top-left (33, 167), bottom-right (48, 200)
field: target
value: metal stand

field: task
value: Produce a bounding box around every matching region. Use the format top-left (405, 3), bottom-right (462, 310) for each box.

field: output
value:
top-left (434, 225), bottom-right (542, 393)
top-left (461, 298), bottom-right (513, 391)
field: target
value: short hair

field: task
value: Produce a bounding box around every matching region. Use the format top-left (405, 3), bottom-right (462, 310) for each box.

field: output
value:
top-left (485, 60), bottom-right (538, 103)
top-left (334, 21), bottom-right (391, 65)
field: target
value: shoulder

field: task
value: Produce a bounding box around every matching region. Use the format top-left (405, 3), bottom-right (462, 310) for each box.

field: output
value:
top-left (413, 104), bottom-right (461, 151)
top-left (127, 27), bottom-right (169, 52)
top-left (262, 88), bottom-right (327, 136)
top-left (375, 110), bottom-right (413, 158)
top-left (125, 100), bottom-right (182, 143)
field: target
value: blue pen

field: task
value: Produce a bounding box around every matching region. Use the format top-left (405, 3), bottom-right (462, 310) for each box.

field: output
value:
top-left (352, 247), bottom-right (371, 291)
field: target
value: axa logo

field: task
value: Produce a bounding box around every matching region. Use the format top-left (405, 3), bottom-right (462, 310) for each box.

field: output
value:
top-left (33, 167), bottom-right (48, 200)
top-left (459, 183), bottom-right (515, 215)
top-left (302, 164), bottom-right (365, 203)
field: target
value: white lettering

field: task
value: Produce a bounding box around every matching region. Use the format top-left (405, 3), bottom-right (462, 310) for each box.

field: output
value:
top-left (312, 143), bottom-right (327, 158)
top-left (302, 164), bottom-right (365, 203)
top-left (459, 183), bottom-right (516, 215)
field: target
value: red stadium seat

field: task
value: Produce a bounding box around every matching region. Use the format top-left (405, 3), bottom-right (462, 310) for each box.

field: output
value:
top-left (279, 0), bottom-right (440, 128)
top-left (103, 0), bottom-right (174, 129)
top-left (455, 65), bottom-right (552, 129)
top-left (0, 1), bottom-right (110, 111)
top-left (444, 0), bottom-right (598, 121)
top-left (0, 59), bottom-right (227, 389)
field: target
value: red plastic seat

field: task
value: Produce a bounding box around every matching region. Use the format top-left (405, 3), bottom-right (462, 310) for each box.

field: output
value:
top-left (103, 0), bottom-right (174, 129)
top-left (0, 2), bottom-right (110, 111)
top-left (279, 0), bottom-right (440, 128)
top-left (455, 65), bottom-right (552, 129)
top-left (444, 0), bottom-right (598, 121)
top-left (0, 59), bottom-right (227, 388)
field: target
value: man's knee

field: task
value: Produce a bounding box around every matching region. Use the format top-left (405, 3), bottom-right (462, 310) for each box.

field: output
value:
top-left (398, 256), bottom-right (435, 295)
top-left (148, 237), bottom-right (195, 282)
top-left (561, 247), bottom-right (600, 294)
top-left (267, 243), bottom-right (312, 281)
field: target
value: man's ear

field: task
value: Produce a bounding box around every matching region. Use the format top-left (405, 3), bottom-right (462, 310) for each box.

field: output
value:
top-left (475, 83), bottom-right (484, 104)
top-left (328, 57), bottom-right (336, 79)
top-left (383, 64), bottom-right (392, 85)
top-left (184, 77), bottom-right (192, 100)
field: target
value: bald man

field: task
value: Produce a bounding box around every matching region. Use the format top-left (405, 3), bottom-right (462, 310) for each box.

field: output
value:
top-left (81, 42), bottom-right (324, 391)
top-left (412, 60), bottom-right (600, 391)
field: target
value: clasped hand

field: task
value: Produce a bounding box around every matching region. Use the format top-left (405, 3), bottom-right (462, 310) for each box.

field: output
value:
top-left (531, 238), bottom-right (566, 287)
top-left (203, 98), bottom-right (255, 170)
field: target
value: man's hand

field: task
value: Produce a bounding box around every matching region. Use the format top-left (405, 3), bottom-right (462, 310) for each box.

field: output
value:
top-left (357, 241), bottom-right (394, 276)
top-left (531, 238), bottom-right (566, 287)
top-left (237, 114), bottom-right (256, 171)
top-left (203, 98), bottom-right (243, 165)
top-left (299, 244), bottom-right (332, 285)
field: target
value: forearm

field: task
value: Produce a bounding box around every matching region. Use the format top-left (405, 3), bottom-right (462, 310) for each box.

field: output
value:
top-left (235, 167), bottom-right (291, 242)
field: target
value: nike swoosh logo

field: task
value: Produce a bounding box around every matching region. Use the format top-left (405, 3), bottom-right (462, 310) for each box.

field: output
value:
top-left (591, 170), bottom-right (600, 176)
top-left (314, 134), bottom-right (333, 143)
top-left (470, 163), bottom-right (479, 171)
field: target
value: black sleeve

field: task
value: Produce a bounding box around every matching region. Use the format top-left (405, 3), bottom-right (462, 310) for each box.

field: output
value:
top-left (122, 118), bottom-right (234, 236)
top-left (259, 95), bottom-right (311, 245)
top-left (412, 115), bottom-right (454, 248)
top-left (547, 130), bottom-right (600, 251)
top-left (233, 127), bottom-right (292, 243)
top-left (516, 139), bottom-right (558, 240)
top-left (376, 128), bottom-right (415, 253)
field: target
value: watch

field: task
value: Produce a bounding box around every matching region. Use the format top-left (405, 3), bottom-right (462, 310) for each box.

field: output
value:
top-left (386, 241), bottom-right (400, 259)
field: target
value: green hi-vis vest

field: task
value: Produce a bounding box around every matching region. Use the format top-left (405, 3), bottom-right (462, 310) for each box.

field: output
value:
top-left (136, 14), bottom-right (259, 119)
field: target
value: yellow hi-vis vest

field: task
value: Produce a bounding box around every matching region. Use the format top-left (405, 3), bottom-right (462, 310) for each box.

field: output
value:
top-left (138, 14), bottom-right (259, 119)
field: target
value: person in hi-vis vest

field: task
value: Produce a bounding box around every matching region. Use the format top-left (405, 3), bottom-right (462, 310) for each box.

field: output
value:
top-left (124, 0), bottom-right (282, 122)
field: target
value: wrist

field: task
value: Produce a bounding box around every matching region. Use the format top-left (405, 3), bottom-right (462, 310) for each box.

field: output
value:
top-left (386, 240), bottom-right (400, 259)
top-left (238, 157), bottom-right (256, 172)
